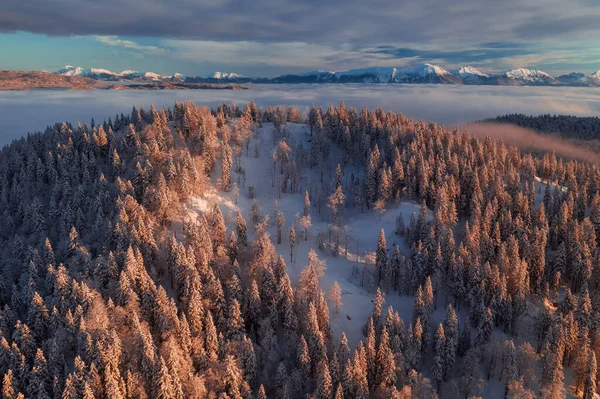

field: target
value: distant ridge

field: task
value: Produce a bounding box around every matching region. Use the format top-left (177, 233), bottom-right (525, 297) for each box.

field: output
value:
top-left (53, 64), bottom-right (600, 86)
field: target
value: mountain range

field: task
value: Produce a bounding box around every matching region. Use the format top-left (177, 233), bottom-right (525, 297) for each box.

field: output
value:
top-left (53, 64), bottom-right (600, 87)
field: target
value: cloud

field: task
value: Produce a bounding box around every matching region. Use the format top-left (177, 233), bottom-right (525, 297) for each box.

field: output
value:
top-left (2, 0), bottom-right (600, 57)
top-left (94, 36), bottom-right (166, 56)
top-left (157, 39), bottom-right (411, 71)
top-left (466, 123), bottom-right (599, 164)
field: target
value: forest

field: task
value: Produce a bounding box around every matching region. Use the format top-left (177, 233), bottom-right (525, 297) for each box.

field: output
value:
top-left (0, 100), bottom-right (598, 399)
top-left (486, 114), bottom-right (600, 141)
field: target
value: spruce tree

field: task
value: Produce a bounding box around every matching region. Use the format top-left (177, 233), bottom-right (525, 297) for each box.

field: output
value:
top-left (376, 230), bottom-right (388, 284)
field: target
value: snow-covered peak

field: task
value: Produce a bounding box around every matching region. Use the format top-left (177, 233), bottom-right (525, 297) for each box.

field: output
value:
top-left (117, 70), bottom-right (140, 76)
top-left (206, 72), bottom-right (243, 79)
top-left (335, 67), bottom-right (397, 82)
top-left (56, 65), bottom-right (84, 76)
top-left (88, 68), bottom-right (116, 76)
top-left (503, 68), bottom-right (553, 80)
top-left (456, 66), bottom-right (489, 78)
top-left (141, 72), bottom-right (162, 80)
top-left (566, 72), bottom-right (585, 79)
top-left (55, 65), bottom-right (118, 78)
top-left (299, 70), bottom-right (335, 77)
top-left (420, 63), bottom-right (451, 76)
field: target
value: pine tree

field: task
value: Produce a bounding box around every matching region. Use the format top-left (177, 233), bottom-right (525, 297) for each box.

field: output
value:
top-left (27, 348), bottom-right (50, 399)
top-left (431, 324), bottom-right (445, 391)
top-left (301, 190), bottom-right (312, 240)
top-left (2, 369), bottom-right (15, 399)
top-left (372, 288), bottom-right (384, 327)
top-left (334, 383), bottom-right (344, 399)
top-left (475, 307), bottom-right (493, 347)
top-left (256, 384), bottom-right (267, 399)
top-left (276, 211), bottom-right (285, 244)
top-left (457, 322), bottom-right (471, 357)
top-left (236, 211), bottom-right (248, 247)
top-left (289, 228), bottom-right (296, 262)
top-left (328, 164), bottom-right (345, 226)
top-left (219, 145), bottom-right (233, 191)
top-left (443, 304), bottom-right (459, 376)
top-left (501, 340), bottom-right (518, 387)
top-left (204, 312), bottom-right (219, 361)
top-left (211, 204), bottom-right (227, 253)
top-left (376, 327), bottom-right (395, 387)
top-left (376, 230), bottom-right (388, 284)
top-left (227, 299), bottom-right (245, 340)
top-left (583, 351), bottom-right (597, 399)
top-left (316, 361), bottom-right (333, 399)
top-left (297, 336), bottom-right (311, 377)
top-left (328, 282), bottom-right (342, 314)
top-left (506, 377), bottom-right (535, 399)
top-left (395, 214), bottom-right (405, 236)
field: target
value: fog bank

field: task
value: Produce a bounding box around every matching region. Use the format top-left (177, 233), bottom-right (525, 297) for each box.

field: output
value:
top-left (466, 123), bottom-right (599, 164)
top-left (1, 84), bottom-right (600, 146)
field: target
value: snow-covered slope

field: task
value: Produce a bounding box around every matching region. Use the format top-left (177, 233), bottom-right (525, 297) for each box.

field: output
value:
top-left (456, 66), bottom-right (490, 84)
top-left (392, 64), bottom-right (460, 84)
top-left (587, 70), bottom-right (600, 85)
top-left (207, 72), bottom-right (243, 80)
top-left (55, 65), bottom-right (165, 81)
top-left (497, 68), bottom-right (559, 85)
top-left (283, 64), bottom-right (461, 84)
top-left (56, 65), bottom-right (85, 76)
top-left (188, 122), bottom-right (438, 348)
top-left (56, 65), bottom-right (118, 80)
top-left (557, 70), bottom-right (600, 86)
top-left (457, 66), bottom-right (489, 77)
top-left (557, 72), bottom-right (586, 85)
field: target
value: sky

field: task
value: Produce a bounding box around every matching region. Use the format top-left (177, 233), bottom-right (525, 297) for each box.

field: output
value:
top-left (1, 0), bottom-right (600, 77)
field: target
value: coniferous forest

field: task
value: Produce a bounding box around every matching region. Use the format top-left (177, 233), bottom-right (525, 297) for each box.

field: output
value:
top-left (486, 114), bottom-right (600, 142)
top-left (0, 100), bottom-right (599, 399)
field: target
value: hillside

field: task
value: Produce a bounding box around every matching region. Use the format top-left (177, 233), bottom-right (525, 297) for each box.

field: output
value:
top-left (0, 70), bottom-right (103, 90)
top-left (0, 70), bottom-right (249, 91)
top-left (0, 102), bottom-right (598, 399)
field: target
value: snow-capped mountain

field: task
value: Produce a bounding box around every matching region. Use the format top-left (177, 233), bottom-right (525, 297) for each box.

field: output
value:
top-left (207, 72), bottom-right (243, 80)
top-left (333, 67), bottom-right (399, 83)
top-left (586, 70), bottom-right (600, 85)
top-left (393, 64), bottom-right (460, 84)
top-left (496, 68), bottom-right (559, 85)
top-left (55, 66), bottom-right (169, 81)
top-left (56, 65), bottom-right (119, 80)
top-left (557, 72), bottom-right (586, 85)
top-left (272, 64), bottom-right (460, 84)
top-left (54, 64), bottom-right (600, 86)
top-left (455, 66), bottom-right (490, 84)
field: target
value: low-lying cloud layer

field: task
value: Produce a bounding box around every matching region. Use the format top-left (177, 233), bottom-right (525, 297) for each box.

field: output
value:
top-left (1, 85), bottom-right (600, 149)
top-left (466, 123), bottom-right (599, 164)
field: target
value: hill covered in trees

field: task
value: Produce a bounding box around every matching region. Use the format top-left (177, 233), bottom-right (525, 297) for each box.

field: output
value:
top-left (0, 100), bottom-right (599, 399)
top-left (484, 114), bottom-right (600, 141)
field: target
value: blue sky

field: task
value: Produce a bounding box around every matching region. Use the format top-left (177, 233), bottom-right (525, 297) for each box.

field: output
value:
top-left (1, 0), bottom-right (600, 77)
